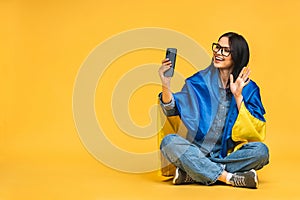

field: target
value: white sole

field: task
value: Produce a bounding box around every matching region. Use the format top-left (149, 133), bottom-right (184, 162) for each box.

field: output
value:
top-left (250, 169), bottom-right (258, 188)
top-left (173, 168), bottom-right (180, 185)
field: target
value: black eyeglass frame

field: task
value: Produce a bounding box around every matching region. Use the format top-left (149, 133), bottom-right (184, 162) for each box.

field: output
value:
top-left (212, 43), bottom-right (232, 57)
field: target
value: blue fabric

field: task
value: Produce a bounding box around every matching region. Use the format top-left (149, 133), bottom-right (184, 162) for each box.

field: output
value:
top-left (172, 64), bottom-right (266, 158)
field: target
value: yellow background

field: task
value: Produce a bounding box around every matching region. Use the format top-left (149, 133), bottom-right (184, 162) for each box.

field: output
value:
top-left (1, 0), bottom-right (300, 199)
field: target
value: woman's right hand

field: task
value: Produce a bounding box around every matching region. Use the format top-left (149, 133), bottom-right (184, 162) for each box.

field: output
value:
top-left (158, 58), bottom-right (172, 88)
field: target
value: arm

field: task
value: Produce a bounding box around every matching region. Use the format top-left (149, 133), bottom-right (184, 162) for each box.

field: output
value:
top-left (158, 58), bottom-right (173, 103)
top-left (231, 85), bottom-right (266, 150)
top-left (158, 93), bottom-right (179, 116)
top-left (158, 58), bottom-right (179, 116)
top-left (230, 67), bottom-right (266, 148)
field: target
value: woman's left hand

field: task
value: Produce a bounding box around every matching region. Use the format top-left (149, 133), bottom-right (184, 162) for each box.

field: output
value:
top-left (230, 67), bottom-right (251, 108)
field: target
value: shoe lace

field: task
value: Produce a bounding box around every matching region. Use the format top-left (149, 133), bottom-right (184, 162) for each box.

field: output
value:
top-left (231, 175), bottom-right (246, 187)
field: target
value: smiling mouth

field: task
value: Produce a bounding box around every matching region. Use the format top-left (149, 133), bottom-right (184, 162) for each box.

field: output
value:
top-left (214, 56), bottom-right (224, 61)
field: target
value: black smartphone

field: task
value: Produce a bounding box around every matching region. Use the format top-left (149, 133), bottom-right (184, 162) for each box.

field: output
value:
top-left (164, 48), bottom-right (177, 77)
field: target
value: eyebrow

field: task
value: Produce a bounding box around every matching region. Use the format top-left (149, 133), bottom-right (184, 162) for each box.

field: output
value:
top-left (217, 43), bottom-right (230, 48)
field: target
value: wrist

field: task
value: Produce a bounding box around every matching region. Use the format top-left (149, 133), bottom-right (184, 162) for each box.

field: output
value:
top-left (234, 94), bottom-right (243, 104)
top-left (162, 83), bottom-right (170, 90)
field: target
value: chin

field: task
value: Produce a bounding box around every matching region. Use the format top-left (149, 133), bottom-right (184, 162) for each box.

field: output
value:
top-left (213, 61), bottom-right (223, 69)
top-left (213, 60), bottom-right (233, 70)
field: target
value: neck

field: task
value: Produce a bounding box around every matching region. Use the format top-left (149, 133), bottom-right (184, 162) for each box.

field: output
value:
top-left (218, 68), bottom-right (232, 88)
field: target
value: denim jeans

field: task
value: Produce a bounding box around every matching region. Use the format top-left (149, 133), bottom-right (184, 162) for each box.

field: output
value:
top-left (160, 134), bottom-right (269, 185)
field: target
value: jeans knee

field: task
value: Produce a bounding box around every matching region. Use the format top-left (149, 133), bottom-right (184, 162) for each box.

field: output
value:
top-left (160, 134), bottom-right (177, 151)
top-left (250, 142), bottom-right (270, 164)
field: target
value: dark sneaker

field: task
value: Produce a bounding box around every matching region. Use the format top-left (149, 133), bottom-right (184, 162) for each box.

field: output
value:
top-left (229, 169), bottom-right (258, 189)
top-left (173, 168), bottom-right (195, 185)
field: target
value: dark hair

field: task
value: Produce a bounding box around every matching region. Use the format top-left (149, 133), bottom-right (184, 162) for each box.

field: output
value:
top-left (218, 32), bottom-right (250, 81)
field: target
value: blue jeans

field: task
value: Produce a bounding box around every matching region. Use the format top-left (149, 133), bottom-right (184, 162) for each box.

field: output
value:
top-left (160, 134), bottom-right (269, 185)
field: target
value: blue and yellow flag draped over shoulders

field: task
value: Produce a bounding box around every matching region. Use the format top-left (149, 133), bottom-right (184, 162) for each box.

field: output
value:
top-left (158, 64), bottom-right (266, 175)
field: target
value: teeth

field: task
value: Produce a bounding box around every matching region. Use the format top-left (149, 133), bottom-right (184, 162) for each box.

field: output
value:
top-left (215, 57), bottom-right (223, 61)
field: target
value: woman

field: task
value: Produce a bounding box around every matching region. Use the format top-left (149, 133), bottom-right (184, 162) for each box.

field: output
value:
top-left (158, 32), bottom-right (269, 189)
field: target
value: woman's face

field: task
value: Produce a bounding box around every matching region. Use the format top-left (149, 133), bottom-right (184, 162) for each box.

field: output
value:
top-left (213, 36), bottom-right (234, 70)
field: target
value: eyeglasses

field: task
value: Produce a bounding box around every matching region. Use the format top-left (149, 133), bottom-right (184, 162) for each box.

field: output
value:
top-left (212, 43), bottom-right (232, 57)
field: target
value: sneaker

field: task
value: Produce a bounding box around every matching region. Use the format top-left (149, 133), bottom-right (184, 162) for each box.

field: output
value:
top-left (229, 169), bottom-right (258, 189)
top-left (173, 168), bottom-right (195, 185)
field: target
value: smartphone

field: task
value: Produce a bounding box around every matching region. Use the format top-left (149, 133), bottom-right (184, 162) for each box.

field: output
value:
top-left (164, 48), bottom-right (177, 77)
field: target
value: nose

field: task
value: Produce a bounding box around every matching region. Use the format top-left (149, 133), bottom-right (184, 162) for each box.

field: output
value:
top-left (216, 48), bottom-right (222, 55)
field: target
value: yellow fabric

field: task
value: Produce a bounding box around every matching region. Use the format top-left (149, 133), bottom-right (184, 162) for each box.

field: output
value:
top-left (232, 102), bottom-right (266, 150)
top-left (157, 105), bottom-right (177, 176)
top-left (157, 103), bottom-right (188, 176)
